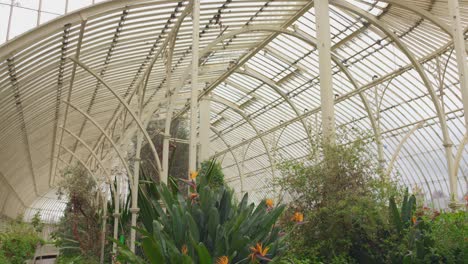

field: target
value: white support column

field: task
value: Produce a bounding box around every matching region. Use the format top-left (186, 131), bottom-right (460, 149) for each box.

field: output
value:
top-left (315, 0), bottom-right (336, 144)
top-left (448, 0), bottom-right (468, 201)
top-left (189, 0), bottom-right (200, 173)
top-left (129, 83), bottom-right (144, 253)
top-left (112, 173), bottom-right (120, 256)
top-left (162, 40), bottom-right (175, 184)
top-left (162, 124), bottom-right (171, 184)
top-left (448, 0), bottom-right (468, 128)
top-left (100, 193), bottom-right (108, 264)
top-left (199, 97), bottom-right (211, 162)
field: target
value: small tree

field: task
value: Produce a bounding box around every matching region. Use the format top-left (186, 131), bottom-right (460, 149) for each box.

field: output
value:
top-left (276, 134), bottom-right (401, 262)
top-left (54, 165), bottom-right (104, 262)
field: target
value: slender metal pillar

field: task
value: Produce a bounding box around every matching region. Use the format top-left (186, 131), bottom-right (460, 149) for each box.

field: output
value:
top-left (162, 41), bottom-right (176, 184)
top-left (161, 135), bottom-right (170, 182)
top-left (199, 97), bottom-right (211, 162)
top-left (6, 0), bottom-right (13, 41)
top-left (448, 0), bottom-right (468, 128)
top-left (454, 132), bottom-right (468, 180)
top-left (447, 0), bottom-right (468, 201)
top-left (130, 83), bottom-right (144, 252)
top-left (189, 0), bottom-right (201, 172)
top-left (112, 173), bottom-right (120, 257)
top-left (100, 193), bottom-right (108, 264)
top-left (162, 123), bottom-right (171, 183)
top-left (315, 0), bottom-right (336, 144)
top-left (37, 0), bottom-right (43, 26)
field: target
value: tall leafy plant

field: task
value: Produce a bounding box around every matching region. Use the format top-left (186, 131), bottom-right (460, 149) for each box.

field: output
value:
top-left (198, 160), bottom-right (225, 188)
top-left (388, 191), bottom-right (448, 263)
top-left (389, 189), bottom-right (416, 234)
top-left (116, 161), bottom-right (286, 263)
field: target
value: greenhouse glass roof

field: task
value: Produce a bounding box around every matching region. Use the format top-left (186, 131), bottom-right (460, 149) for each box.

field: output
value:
top-left (0, 0), bottom-right (466, 223)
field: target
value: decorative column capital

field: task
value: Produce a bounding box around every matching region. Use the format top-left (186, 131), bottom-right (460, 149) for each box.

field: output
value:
top-left (129, 208), bottom-right (140, 214)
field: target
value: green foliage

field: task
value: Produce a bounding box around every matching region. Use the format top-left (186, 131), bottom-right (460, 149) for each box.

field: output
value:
top-left (56, 254), bottom-right (100, 264)
top-left (0, 219), bottom-right (43, 264)
top-left (31, 211), bottom-right (44, 233)
top-left (389, 189), bottom-right (416, 234)
top-left (53, 165), bottom-right (106, 261)
top-left (116, 160), bottom-right (286, 263)
top-left (276, 137), bottom-right (400, 262)
top-left (277, 256), bottom-right (320, 264)
top-left (385, 192), bottom-right (468, 263)
top-left (198, 160), bottom-right (225, 188)
top-left (431, 211), bottom-right (467, 263)
top-left (275, 130), bottom-right (468, 263)
top-left (0, 249), bottom-right (6, 263)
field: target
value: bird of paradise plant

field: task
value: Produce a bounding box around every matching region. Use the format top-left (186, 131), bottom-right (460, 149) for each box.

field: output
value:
top-left (265, 199), bottom-right (274, 209)
top-left (291, 212), bottom-right (304, 223)
top-left (113, 160), bottom-right (286, 264)
top-left (216, 256), bottom-right (229, 264)
top-left (249, 243), bottom-right (271, 262)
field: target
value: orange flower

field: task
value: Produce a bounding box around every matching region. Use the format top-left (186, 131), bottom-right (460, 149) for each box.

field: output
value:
top-left (265, 199), bottom-right (274, 208)
top-left (411, 216), bottom-right (417, 224)
top-left (291, 212), bottom-right (304, 223)
top-left (190, 171), bottom-right (199, 180)
top-left (249, 243), bottom-right (270, 262)
top-left (181, 244), bottom-right (188, 255)
top-left (216, 256), bottom-right (229, 264)
top-left (189, 192), bottom-right (199, 204)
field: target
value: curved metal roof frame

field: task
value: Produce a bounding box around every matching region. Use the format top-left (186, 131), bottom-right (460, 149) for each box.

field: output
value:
top-left (0, 0), bottom-right (467, 219)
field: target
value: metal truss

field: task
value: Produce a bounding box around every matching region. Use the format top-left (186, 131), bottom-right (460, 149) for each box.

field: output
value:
top-left (0, 0), bottom-right (467, 221)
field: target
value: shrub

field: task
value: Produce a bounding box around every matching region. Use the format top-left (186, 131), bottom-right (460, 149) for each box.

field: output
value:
top-left (276, 136), bottom-right (401, 262)
top-left (276, 131), bottom-right (467, 263)
top-left (427, 210), bottom-right (467, 263)
top-left (0, 219), bottom-right (43, 264)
